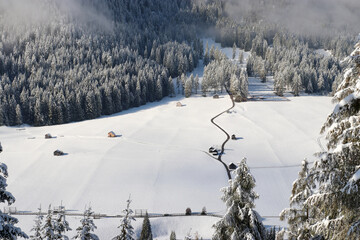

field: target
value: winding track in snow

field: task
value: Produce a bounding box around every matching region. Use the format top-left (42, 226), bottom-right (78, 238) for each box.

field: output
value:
top-left (210, 88), bottom-right (234, 180)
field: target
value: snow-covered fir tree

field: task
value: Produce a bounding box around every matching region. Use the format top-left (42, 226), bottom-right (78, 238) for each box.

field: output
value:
top-left (292, 72), bottom-right (302, 96)
top-left (279, 160), bottom-right (315, 239)
top-left (238, 51), bottom-right (244, 64)
top-left (54, 205), bottom-right (71, 240)
top-left (139, 212), bottom-right (152, 240)
top-left (73, 207), bottom-right (99, 240)
top-left (169, 231), bottom-right (176, 240)
top-left (168, 77), bottom-right (175, 97)
top-left (30, 207), bottom-right (43, 240)
top-left (113, 197), bottom-right (136, 240)
top-left (304, 41), bottom-right (360, 239)
top-left (213, 158), bottom-right (266, 240)
top-left (41, 206), bottom-right (56, 239)
top-left (232, 43), bottom-right (237, 60)
top-left (0, 146), bottom-right (28, 239)
top-left (230, 74), bottom-right (241, 96)
top-left (194, 75), bottom-right (199, 94)
top-left (41, 205), bottom-right (71, 240)
top-left (185, 78), bottom-right (193, 98)
top-left (274, 72), bottom-right (285, 96)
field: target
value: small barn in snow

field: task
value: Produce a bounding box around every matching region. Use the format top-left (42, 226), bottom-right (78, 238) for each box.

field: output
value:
top-left (45, 133), bottom-right (52, 139)
top-left (213, 94), bottom-right (219, 99)
top-left (54, 150), bottom-right (64, 156)
top-left (108, 131), bottom-right (117, 138)
top-left (229, 163), bottom-right (237, 170)
top-left (176, 102), bottom-right (182, 107)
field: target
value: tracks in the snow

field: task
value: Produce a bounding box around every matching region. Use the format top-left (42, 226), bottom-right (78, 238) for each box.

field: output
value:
top-left (210, 88), bottom-right (235, 180)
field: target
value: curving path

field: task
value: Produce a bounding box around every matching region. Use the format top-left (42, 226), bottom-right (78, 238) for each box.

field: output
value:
top-left (210, 88), bottom-right (235, 180)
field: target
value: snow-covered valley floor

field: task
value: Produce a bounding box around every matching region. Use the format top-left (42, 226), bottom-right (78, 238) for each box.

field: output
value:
top-left (0, 40), bottom-right (334, 239)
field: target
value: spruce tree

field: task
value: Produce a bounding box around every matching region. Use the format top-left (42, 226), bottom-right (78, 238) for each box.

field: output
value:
top-left (41, 206), bottom-right (56, 239)
top-left (232, 43), bottom-right (237, 60)
top-left (238, 51), bottom-right (244, 64)
top-left (169, 231), bottom-right (176, 240)
top-left (185, 78), bottom-right (193, 98)
top-left (0, 146), bottom-right (28, 239)
top-left (73, 207), bottom-right (99, 240)
top-left (30, 207), bottom-right (43, 240)
top-left (304, 41), bottom-right (360, 239)
top-left (139, 212), bottom-right (152, 240)
top-left (292, 72), bottom-right (302, 96)
top-left (279, 160), bottom-right (314, 239)
top-left (168, 77), bottom-right (175, 97)
top-left (113, 197), bottom-right (136, 240)
top-left (213, 158), bottom-right (266, 240)
top-left (54, 205), bottom-right (71, 239)
top-left (194, 75), bottom-right (199, 94)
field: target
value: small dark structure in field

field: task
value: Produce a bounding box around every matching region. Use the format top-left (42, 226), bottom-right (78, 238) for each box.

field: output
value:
top-left (45, 133), bottom-right (52, 139)
top-left (231, 134), bottom-right (236, 140)
top-left (176, 102), bottom-right (182, 107)
top-left (185, 207), bottom-right (192, 215)
top-left (53, 150), bottom-right (64, 156)
top-left (229, 163), bottom-right (237, 170)
top-left (108, 131), bottom-right (117, 138)
top-left (212, 150), bottom-right (219, 156)
top-left (0, 142), bottom-right (2, 153)
top-left (209, 146), bottom-right (219, 155)
top-left (213, 94), bottom-right (219, 99)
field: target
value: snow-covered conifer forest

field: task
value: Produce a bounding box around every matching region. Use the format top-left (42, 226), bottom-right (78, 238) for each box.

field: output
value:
top-left (0, 0), bottom-right (359, 239)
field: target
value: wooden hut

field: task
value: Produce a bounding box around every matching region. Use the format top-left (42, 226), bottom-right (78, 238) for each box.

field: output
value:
top-left (176, 102), bottom-right (182, 107)
top-left (229, 163), bottom-right (237, 170)
top-left (231, 134), bottom-right (236, 140)
top-left (53, 150), bottom-right (64, 156)
top-left (213, 94), bottom-right (219, 99)
top-left (45, 133), bottom-right (52, 139)
top-left (108, 131), bottom-right (117, 138)
top-left (0, 142), bottom-right (2, 153)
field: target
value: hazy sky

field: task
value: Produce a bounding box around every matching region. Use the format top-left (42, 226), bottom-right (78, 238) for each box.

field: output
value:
top-left (224, 0), bottom-right (360, 36)
top-left (0, 0), bottom-right (113, 31)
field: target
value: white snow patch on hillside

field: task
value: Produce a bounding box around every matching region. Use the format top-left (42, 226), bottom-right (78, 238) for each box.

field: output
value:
top-left (314, 49), bottom-right (332, 57)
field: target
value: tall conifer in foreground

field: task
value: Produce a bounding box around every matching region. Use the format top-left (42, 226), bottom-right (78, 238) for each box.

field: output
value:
top-left (0, 145), bottom-right (28, 239)
top-left (213, 158), bottom-right (266, 240)
top-left (303, 41), bottom-right (360, 239)
top-left (279, 160), bottom-right (315, 239)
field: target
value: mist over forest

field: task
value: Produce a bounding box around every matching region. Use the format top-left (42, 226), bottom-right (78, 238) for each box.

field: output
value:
top-left (224, 0), bottom-right (360, 37)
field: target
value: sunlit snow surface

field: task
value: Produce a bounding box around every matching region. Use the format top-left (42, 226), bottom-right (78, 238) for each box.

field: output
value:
top-left (0, 39), bottom-right (333, 239)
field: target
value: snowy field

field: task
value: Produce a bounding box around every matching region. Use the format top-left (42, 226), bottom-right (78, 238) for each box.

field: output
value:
top-left (0, 39), bottom-right (334, 239)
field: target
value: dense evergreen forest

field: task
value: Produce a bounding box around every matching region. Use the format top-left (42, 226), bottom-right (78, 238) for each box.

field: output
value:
top-left (0, 0), bottom-right (359, 126)
top-left (0, 0), bottom-right (204, 126)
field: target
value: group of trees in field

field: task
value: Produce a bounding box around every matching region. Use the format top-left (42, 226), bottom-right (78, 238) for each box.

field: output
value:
top-left (247, 35), bottom-right (342, 96)
top-left (194, 0), bottom-right (355, 98)
top-left (202, 42), bottom-right (248, 99)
